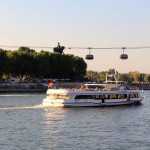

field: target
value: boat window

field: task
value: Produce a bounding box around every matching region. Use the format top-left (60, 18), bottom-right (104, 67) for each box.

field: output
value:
top-left (75, 95), bottom-right (82, 99)
top-left (117, 94), bottom-right (127, 99)
top-left (106, 94), bottom-right (128, 99)
top-left (75, 95), bottom-right (103, 100)
top-left (75, 95), bottom-right (91, 99)
top-left (104, 95), bottom-right (110, 99)
top-left (130, 94), bottom-right (139, 98)
top-left (75, 94), bottom-right (128, 100)
top-left (110, 94), bottom-right (118, 99)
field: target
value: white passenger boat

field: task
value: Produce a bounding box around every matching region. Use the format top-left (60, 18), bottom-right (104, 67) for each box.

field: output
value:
top-left (42, 74), bottom-right (144, 107)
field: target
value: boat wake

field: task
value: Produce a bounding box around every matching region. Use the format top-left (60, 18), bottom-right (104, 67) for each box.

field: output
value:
top-left (0, 104), bottom-right (50, 110)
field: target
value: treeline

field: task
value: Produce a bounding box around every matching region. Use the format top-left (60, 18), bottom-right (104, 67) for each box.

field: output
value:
top-left (86, 69), bottom-right (150, 83)
top-left (0, 47), bottom-right (87, 81)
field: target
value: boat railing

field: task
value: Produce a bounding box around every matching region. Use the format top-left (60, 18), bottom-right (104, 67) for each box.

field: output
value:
top-left (50, 86), bottom-right (118, 91)
top-left (50, 85), bottom-right (140, 92)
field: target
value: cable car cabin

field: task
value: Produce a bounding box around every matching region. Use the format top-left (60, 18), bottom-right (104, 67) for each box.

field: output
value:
top-left (85, 54), bottom-right (94, 60)
top-left (120, 54), bottom-right (128, 60)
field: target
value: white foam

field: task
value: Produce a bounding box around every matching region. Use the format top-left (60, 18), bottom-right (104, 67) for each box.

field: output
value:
top-left (0, 104), bottom-right (51, 110)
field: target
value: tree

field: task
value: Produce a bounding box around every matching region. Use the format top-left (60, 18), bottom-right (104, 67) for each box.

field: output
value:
top-left (144, 74), bottom-right (148, 82)
top-left (0, 49), bottom-right (8, 77)
top-left (17, 47), bottom-right (36, 79)
top-left (0, 47), bottom-right (87, 81)
top-left (18, 46), bottom-right (35, 54)
top-left (132, 71), bottom-right (140, 82)
top-left (119, 73), bottom-right (129, 82)
top-left (6, 51), bottom-right (19, 77)
top-left (34, 51), bottom-right (50, 78)
top-left (71, 56), bottom-right (87, 81)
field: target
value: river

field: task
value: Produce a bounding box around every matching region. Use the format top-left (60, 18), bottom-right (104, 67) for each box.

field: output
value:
top-left (0, 91), bottom-right (150, 150)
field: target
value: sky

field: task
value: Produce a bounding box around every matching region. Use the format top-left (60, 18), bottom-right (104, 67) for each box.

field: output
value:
top-left (0, 0), bottom-right (150, 73)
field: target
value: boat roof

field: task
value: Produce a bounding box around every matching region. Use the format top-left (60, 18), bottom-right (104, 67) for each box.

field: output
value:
top-left (46, 88), bottom-right (140, 95)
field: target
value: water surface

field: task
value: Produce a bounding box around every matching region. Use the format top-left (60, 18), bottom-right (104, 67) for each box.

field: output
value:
top-left (0, 91), bottom-right (150, 150)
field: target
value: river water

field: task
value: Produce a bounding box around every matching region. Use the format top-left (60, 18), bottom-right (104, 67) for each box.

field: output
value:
top-left (0, 91), bottom-right (150, 150)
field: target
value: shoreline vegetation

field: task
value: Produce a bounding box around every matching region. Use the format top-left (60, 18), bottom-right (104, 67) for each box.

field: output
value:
top-left (0, 46), bottom-right (87, 82)
top-left (0, 83), bottom-right (47, 92)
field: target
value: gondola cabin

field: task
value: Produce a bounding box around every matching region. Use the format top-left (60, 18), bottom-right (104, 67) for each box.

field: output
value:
top-left (120, 47), bottom-right (128, 60)
top-left (120, 54), bottom-right (128, 60)
top-left (85, 54), bottom-right (94, 60)
top-left (85, 47), bottom-right (94, 60)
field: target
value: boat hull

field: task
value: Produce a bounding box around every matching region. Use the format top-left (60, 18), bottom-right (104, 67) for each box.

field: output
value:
top-left (42, 98), bottom-right (142, 107)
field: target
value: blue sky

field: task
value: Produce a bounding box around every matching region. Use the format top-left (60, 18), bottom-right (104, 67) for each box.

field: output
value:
top-left (0, 0), bottom-right (150, 73)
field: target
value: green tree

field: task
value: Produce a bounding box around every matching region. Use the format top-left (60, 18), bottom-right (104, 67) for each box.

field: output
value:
top-left (0, 49), bottom-right (8, 77)
top-left (34, 51), bottom-right (50, 78)
top-left (132, 71), bottom-right (140, 82)
top-left (72, 56), bottom-right (87, 80)
top-left (2, 47), bottom-right (87, 81)
top-left (17, 47), bottom-right (36, 79)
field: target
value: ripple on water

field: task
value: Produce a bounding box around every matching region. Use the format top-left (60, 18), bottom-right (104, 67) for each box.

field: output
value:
top-left (0, 92), bottom-right (150, 150)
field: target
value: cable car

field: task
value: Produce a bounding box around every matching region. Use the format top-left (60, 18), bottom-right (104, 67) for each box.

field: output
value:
top-left (120, 54), bottom-right (128, 59)
top-left (85, 47), bottom-right (94, 60)
top-left (120, 47), bottom-right (128, 60)
top-left (85, 54), bottom-right (94, 60)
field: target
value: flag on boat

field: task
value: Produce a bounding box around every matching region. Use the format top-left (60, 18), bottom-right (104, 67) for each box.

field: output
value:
top-left (48, 81), bottom-right (53, 88)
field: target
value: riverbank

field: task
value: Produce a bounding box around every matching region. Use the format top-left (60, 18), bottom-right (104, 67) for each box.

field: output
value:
top-left (131, 83), bottom-right (150, 90)
top-left (0, 82), bottom-right (82, 92)
top-left (0, 82), bottom-right (149, 92)
top-left (0, 83), bottom-right (47, 92)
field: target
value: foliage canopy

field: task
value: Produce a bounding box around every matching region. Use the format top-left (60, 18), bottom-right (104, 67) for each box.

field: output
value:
top-left (0, 47), bottom-right (87, 81)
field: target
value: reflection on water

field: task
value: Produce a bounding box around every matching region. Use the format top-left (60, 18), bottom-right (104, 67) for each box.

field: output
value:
top-left (0, 91), bottom-right (150, 149)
